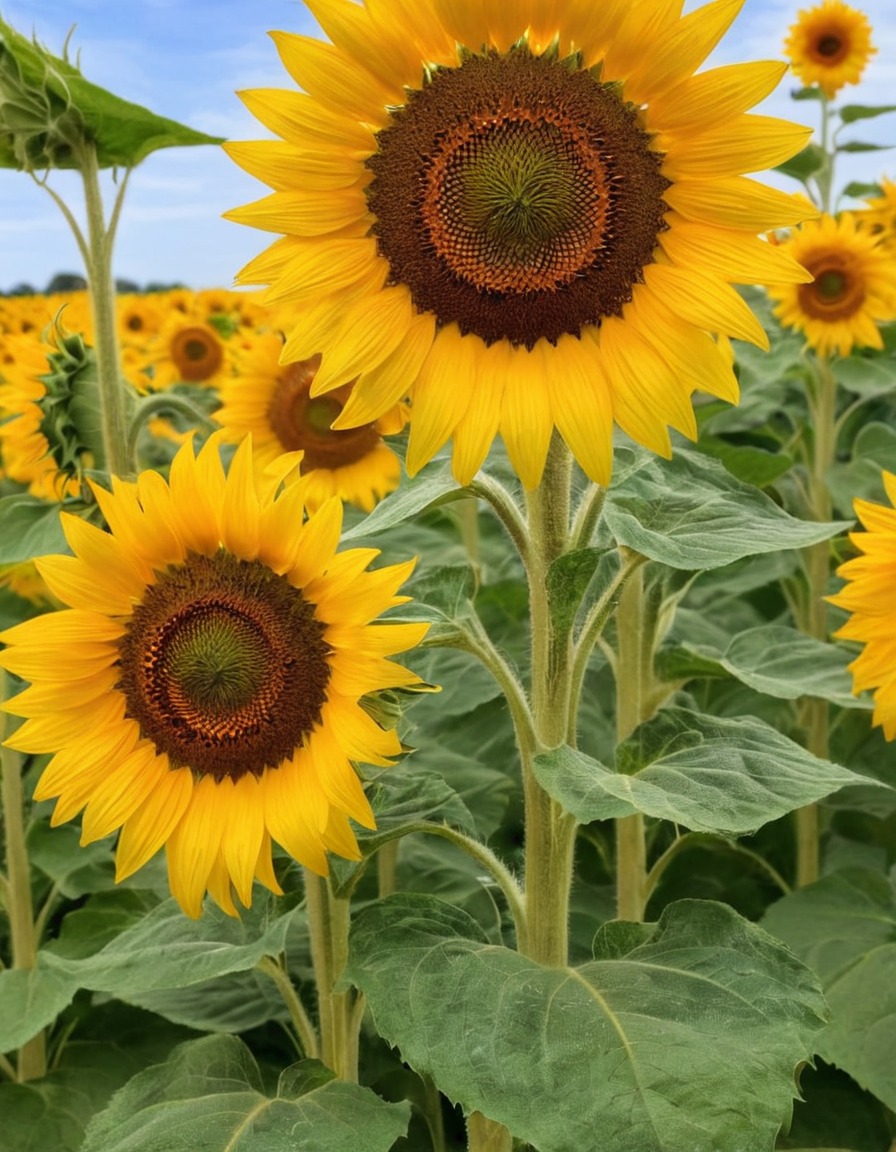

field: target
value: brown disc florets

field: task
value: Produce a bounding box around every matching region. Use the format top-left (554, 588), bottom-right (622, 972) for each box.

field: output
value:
top-left (798, 253), bottom-right (866, 320)
top-left (170, 325), bottom-right (224, 382)
top-left (366, 48), bottom-right (669, 348)
top-left (267, 357), bottom-right (381, 471)
top-left (117, 551), bottom-right (331, 780)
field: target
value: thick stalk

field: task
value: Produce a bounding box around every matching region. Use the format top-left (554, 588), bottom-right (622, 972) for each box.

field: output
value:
top-left (521, 434), bottom-right (577, 968)
top-left (796, 356), bottom-right (837, 887)
top-left (77, 141), bottom-right (132, 478)
top-left (304, 870), bottom-right (359, 1081)
top-left (1, 672), bottom-right (47, 1081)
top-left (377, 840), bottom-right (399, 899)
top-left (614, 562), bottom-right (656, 922)
top-left (256, 955), bottom-right (319, 1060)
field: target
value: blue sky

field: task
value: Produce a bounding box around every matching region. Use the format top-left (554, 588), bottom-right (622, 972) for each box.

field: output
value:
top-left (1, 0), bottom-right (894, 293)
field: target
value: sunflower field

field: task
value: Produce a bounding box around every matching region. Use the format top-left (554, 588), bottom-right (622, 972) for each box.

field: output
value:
top-left (2, 1), bottom-right (896, 1150)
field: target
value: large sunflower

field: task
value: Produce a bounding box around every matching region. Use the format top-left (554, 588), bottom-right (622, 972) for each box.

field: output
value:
top-left (784, 0), bottom-right (875, 99)
top-left (767, 212), bottom-right (896, 357)
top-left (218, 331), bottom-right (403, 512)
top-left (0, 435), bottom-right (427, 917)
top-left (224, 0), bottom-right (814, 489)
top-left (829, 472), bottom-right (896, 739)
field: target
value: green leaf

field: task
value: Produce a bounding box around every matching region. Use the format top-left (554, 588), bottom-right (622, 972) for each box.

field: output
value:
top-left (658, 625), bottom-right (870, 710)
top-left (763, 869), bottom-right (896, 1112)
top-left (697, 436), bottom-right (794, 488)
top-left (0, 17), bottom-right (222, 169)
top-left (329, 764), bottom-right (478, 896)
top-left (0, 965), bottom-right (78, 1051)
top-left (26, 819), bottom-right (114, 898)
top-left (791, 86), bottom-right (825, 100)
top-left (838, 104), bottom-right (896, 124)
top-left (842, 180), bottom-right (884, 199)
top-left (775, 142), bottom-right (826, 180)
top-left (347, 894), bottom-right (826, 1152)
top-left (546, 547), bottom-right (604, 641)
top-left (80, 1036), bottom-right (410, 1152)
top-left (341, 462), bottom-right (462, 540)
top-left (124, 968), bottom-right (289, 1034)
top-left (0, 494), bottom-right (73, 563)
top-left (0, 1005), bottom-right (194, 1152)
top-left (533, 708), bottom-right (882, 834)
top-left (836, 141), bottom-right (891, 153)
top-left (831, 354), bottom-right (896, 399)
top-left (604, 447), bottom-right (846, 570)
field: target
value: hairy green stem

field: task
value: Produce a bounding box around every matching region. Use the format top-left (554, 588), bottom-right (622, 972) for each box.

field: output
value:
top-left (1, 671), bottom-right (47, 1081)
top-left (468, 474), bottom-right (531, 568)
top-left (569, 482), bottom-right (606, 551)
top-left (257, 955), bottom-right (319, 1060)
top-left (76, 141), bottom-right (132, 479)
top-left (377, 839), bottom-right (399, 899)
top-left (304, 870), bottom-right (359, 1081)
top-left (614, 561), bottom-right (657, 922)
top-left (521, 434), bottom-right (577, 968)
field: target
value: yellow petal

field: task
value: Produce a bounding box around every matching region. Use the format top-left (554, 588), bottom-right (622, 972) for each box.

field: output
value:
top-left (406, 324), bottom-right (477, 476)
top-left (651, 61), bottom-right (787, 132)
top-left (548, 335), bottom-right (615, 486)
top-left (115, 767), bottom-right (194, 881)
top-left (166, 776), bottom-right (226, 918)
top-left (643, 264), bottom-right (770, 348)
top-left (664, 176), bottom-right (817, 231)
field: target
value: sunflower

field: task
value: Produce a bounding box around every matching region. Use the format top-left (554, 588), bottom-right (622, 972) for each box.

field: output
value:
top-left (0, 435), bottom-right (427, 917)
top-left (218, 331), bottom-right (403, 512)
top-left (144, 311), bottom-right (233, 391)
top-left (829, 472), bottom-right (896, 739)
top-left (859, 177), bottom-right (896, 254)
top-left (767, 212), bottom-right (896, 357)
top-left (784, 0), bottom-right (875, 99)
top-left (224, 0), bottom-right (814, 489)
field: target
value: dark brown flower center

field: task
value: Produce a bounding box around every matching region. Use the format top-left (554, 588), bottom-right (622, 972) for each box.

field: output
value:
top-left (170, 325), bottom-right (224, 382)
top-left (117, 551), bottom-right (331, 780)
top-left (813, 32), bottom-right (847, 62)
top-left (798, 254), bottom-right (866, 321)
top-left (267, 358), bottom-right (382, 471)
top-left (366, 47), bottom-right (668, 348)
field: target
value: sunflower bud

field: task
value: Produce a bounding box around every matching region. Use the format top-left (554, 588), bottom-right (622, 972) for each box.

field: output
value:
top-left (0, 19), bottom-right (86, 170)
top-left (37, 319), bottom-right (115, 482)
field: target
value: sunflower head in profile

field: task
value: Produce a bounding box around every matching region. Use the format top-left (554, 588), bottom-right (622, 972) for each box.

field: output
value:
top-left (768, 212), bottom-right (896, 357)
top-left (0, 435), bottom-right (428, 917)
top-left (829, 472), bottom-right (896, 739)
top-left (784, 0), bottom-right (875, 98)
top-left (224, 0), bottom-right (815, 489)
top-left (218, 331), bottom-right (402, 512)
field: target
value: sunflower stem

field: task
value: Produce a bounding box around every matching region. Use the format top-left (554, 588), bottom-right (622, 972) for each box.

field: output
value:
top-left (795, 353), bottom-right (837, 887)
top-left (127, 392), bottom-right (219, 466)
top-left (304, 869), bottom-right (359, 1081)
top-left (377, 839), bottom-right (399, 899)
top-left (521, 433), bottom-right (577, 968)
top-left (76, 140), bottom-right (133, 479)
top-left (456, 494), bottom-right (481, 572)
top-left (468, 474), bottom-right (531, 568)
top-left (614, 560), bottom-right (658, 922)
top-left (256, 955), bottom-right (320, 1060)
top-left (569, 482), bottom-right (606, 551)
top-left (1, 671), bottom-right (47, 1082)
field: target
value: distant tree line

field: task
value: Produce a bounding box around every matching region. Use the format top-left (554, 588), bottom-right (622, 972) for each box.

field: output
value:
top-left (1, 272), bottom-right (187, 296)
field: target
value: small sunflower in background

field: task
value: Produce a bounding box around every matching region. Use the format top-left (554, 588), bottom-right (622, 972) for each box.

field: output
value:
top-left (217, 331), bottom-right (403, 512)
top-left (0, 435), bottom-right (427, 918)
top-left (784, 0), bottom-right (875, 99)
top-left (859, 177), bottom-right (896, 254)
top-left (145, 311), bottom-right (233, 391)
top-left (830, 473), bottom-right (896, 739)
top-left (768, 213), bottom-right (896, 357)
top-left (225, 0), bottom-right (814, 489)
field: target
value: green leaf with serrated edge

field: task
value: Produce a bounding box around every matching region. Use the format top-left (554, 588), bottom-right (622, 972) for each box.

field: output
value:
top-left (697, 436), bottom-right (794, 488)
top-left (0, 1005), bottom-right (194, 1152)
top-left (764, 869), bottom-right (896, 1112)
top-left (341, 462), bottom-right (462, 539)
top-left (404, 563), bottom-right (477, 622)
top-left (329, 764), bottom-right (478, 896)
top-left (0, 17), bottom-right (222, 170)
top-left (837, 141), bottom-right (891, 153)
top-left (533, 708), bottom-right (884, 834)
top-left (839, 103), bottom-right (896, 123)
top-left (80, 1036), bottom-right (410, 1152)
top-left (780, 1061), bottom-right (894, 1151)
top-left (604, 446), bottom-right (847, 570)
top-left (346, 893), bottom-right (825, 1152)
top-left (657, 625), bottom-right (870, 711)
